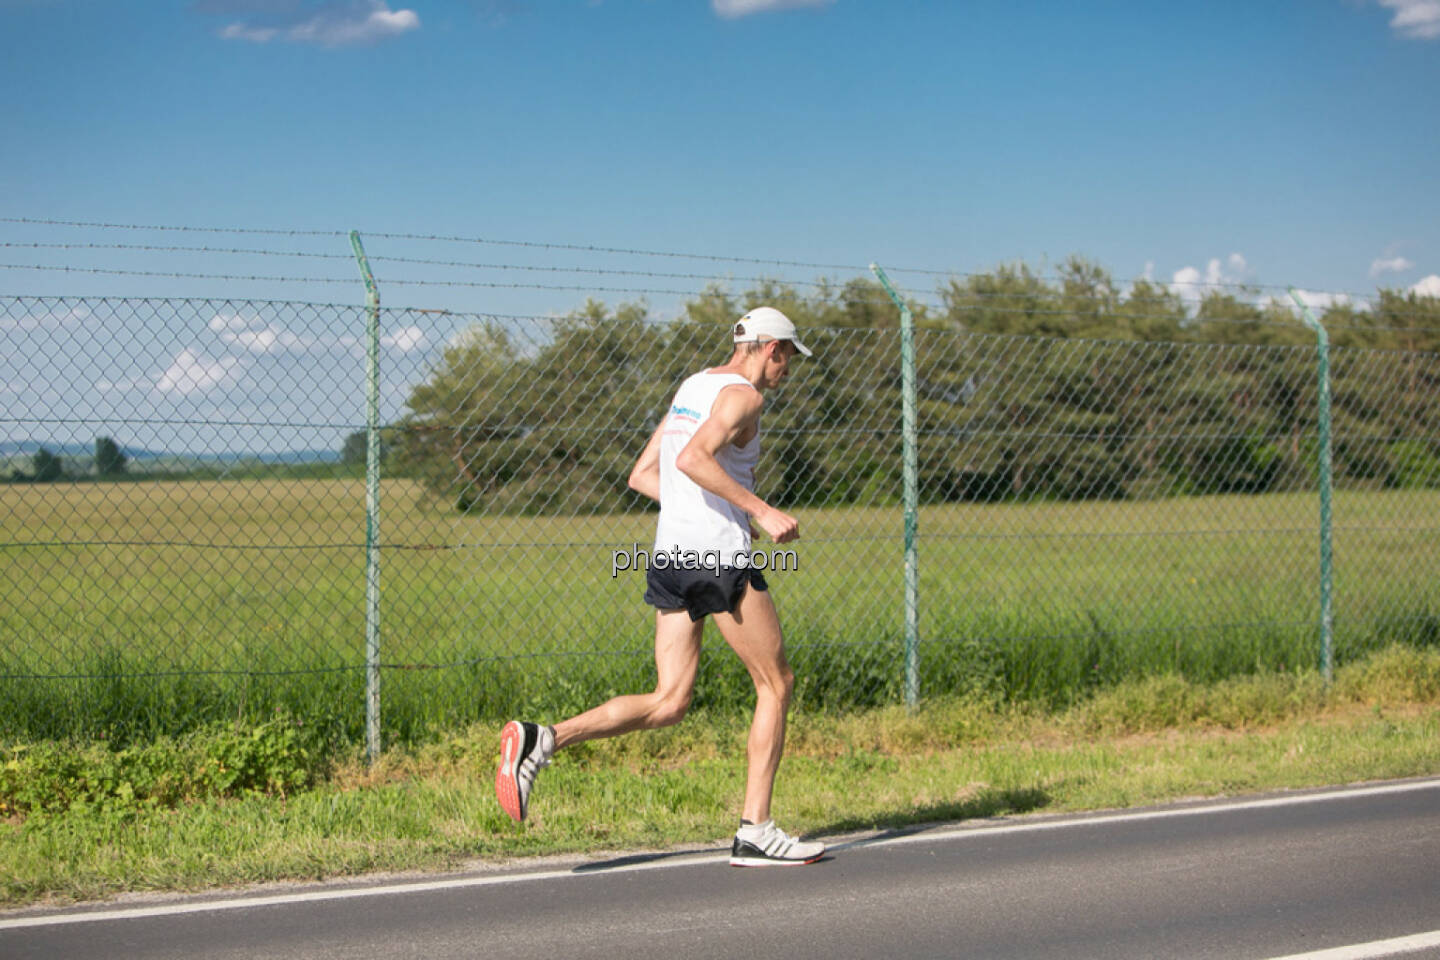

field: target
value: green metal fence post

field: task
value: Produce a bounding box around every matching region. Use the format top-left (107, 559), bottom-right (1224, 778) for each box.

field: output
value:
top-left (1287, 288), bottom-right (1334, 683)
top-left (351, 231), bottom-right (384, 761)
top-left (870, 263), bottom-right (920, 708)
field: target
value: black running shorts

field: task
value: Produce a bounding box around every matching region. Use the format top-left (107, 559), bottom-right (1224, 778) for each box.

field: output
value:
top-left (643, 563), bottom-right (769, 622)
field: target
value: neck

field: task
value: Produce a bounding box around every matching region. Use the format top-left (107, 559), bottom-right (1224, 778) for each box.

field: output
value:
top-left (713, 352), bottom-right (768, 390)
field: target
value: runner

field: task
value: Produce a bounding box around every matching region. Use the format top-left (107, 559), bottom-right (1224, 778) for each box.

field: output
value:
top-left (495, 306), bottom-right (825, 867)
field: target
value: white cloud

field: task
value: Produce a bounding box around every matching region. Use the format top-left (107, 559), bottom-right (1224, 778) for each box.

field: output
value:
top-left (218, 1), bottom-right (420, 47)
top-left (381, 325), bottom-right (426, 352)
top-left (712, 0), bottom-right (834, 18)
top-left (1377, 0), bottom-right (1440, 38)
top-left (1283, 289), bottom-right (1359, 314)
top-left (1120, 261), bottom-right (1160, 300)
top-left (1370, 255), bottom-right (1415, 277)
top-left (1169, 252), bottom-right (1251, 310)
top-left (156, 349), bottom-right (242, 396)
top-left (1413, 274), bottom-right (1440, 298)
top-left (228, 327), bottom-right (283, 353)
top-left (209, 314), bottom-right (304, 354)
top-left (220, 22), bottom-right (281, 42)
top-left (1172, 265), bottom-right (1202, 289)
top-left (207, 313), bottom-right (251, 333)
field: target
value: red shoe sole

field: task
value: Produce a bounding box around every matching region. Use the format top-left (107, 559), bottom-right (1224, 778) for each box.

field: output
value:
top-left (495, 721), bottom-right (524, 822)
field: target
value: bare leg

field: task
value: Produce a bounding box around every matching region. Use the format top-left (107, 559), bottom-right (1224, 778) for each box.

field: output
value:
top-left (711, 585), bottom-right (794, 824)
top-left (552, 609), bottom-right (702, 749)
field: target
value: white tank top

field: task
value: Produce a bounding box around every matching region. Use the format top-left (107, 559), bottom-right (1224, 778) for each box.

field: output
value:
top-left (654, 370), bottom-right (760, 566)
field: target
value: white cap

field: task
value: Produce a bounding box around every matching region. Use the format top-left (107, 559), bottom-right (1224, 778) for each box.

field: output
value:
top-left (732, 306), bottom-right (813, 357)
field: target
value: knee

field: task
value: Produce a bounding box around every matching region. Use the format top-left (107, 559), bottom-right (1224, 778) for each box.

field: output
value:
top-left (648, 689), bottom-right (692, 728)
top-left (758, 666), bottom-right (794, 705)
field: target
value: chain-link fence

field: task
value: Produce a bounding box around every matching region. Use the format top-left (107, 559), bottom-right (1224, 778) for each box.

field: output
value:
top-left (2, 294), bottom-right (1437, 747)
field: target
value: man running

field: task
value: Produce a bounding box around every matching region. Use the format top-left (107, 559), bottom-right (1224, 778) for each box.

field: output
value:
top-left (495, 306), bottom-right (825, 867)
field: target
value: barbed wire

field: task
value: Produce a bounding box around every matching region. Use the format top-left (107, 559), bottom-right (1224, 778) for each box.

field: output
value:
top-left (0, 262), bottom-right (357, 285)
top-left (3, 284), bottom-right (1437, 338)
top-left (372, 253), bottom-right (927, 294)
top-left (0, 247), bottom-right (938, 300)
top-left (0, 278), bottom-right (1404, 343)
top-left (0, 241), bottom-right (871, 289)
top-left (3, 217), bottom-right (1439, 331)
top-left (0, 216), bottom-right (893, 273)
top-left (0, 271), bottom-right (1399, 328)
top-left (0, 217), bottom-right (344, 238)
top-left (12, 214), bottom-right (1432, 301)
top-left (0, 262), bottom-right (1384, 325)
top-left (0, 241), bottom-right (891, 292)
top-left (0, 241), bottom-right (352, 260)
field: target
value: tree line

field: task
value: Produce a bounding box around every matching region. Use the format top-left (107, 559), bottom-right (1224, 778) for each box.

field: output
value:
top-left (14, 259), bottom-right (1436, 504)
top-left (387, 258), bottom-right (1440, 514)
top-left (5, 437), bottom-right (127, 483)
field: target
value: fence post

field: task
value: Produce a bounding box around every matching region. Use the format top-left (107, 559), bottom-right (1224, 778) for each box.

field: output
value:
top-left (870, 263), bottom-right (920, 708)
top-left (351, 231), bottom-right (384, 761)
top-left (1287, 288), bottom-right (1334, 683)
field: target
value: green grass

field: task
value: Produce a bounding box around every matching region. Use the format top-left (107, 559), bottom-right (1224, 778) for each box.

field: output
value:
top-left (2, 645), bottom-right (1437, 907)
top-left (1, 480), bottom-right (1438, 744)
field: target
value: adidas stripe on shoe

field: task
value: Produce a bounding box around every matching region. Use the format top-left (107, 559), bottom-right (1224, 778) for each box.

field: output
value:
top-left (495, 720), bottom-right (554, 822)
top-left (729, 820), bottom-right (825, 867)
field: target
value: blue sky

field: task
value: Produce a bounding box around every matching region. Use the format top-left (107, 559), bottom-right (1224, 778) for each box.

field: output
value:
top-left (2, 0), bottom-right (1439, 453)
top-left (4, 0), bottom-right (1439, 303)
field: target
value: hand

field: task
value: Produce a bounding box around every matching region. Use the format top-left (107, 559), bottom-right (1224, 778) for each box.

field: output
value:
top-left (755, 506), bottom-right (800, 544)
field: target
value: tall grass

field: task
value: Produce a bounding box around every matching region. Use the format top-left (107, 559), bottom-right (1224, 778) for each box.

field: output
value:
top-left (2, 480), bottom-right (1436, 746)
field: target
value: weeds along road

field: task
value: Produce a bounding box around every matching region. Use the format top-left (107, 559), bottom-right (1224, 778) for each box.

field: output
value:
top-left (4, 778), bottom-right (1439, 960)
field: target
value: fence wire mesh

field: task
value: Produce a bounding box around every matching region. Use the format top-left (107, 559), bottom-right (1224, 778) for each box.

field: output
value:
top-left (1, 295), bottom-right (1437, 746)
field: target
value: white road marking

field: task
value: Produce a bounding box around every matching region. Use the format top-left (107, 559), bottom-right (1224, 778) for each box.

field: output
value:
top-left (1, 776), bottom-right (1436, 932)
top-left (1260, 929), bottom-right (1440, 959)
top-left (0, 859), bottom-right (725, 931)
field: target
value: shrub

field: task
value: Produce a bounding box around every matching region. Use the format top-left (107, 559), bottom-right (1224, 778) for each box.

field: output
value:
top-left (0, 716), bottom-right (321, 820)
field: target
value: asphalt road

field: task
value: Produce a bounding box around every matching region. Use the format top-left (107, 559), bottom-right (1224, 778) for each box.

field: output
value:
top-left (4, 778), bottom-right (1438, 960)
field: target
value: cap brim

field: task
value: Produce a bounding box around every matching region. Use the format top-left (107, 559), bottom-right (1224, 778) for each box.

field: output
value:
top-left (792, 339), bottom-right (813, 357)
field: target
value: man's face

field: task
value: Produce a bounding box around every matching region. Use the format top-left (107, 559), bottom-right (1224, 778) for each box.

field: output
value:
top-left (761, 340), bottom-right (797, 388)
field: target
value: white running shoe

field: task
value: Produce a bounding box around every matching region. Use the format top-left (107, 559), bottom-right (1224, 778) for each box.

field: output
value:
top-left (495, 720), bottom-right (554, 822)
top-left (729, 820), bottom-right (826, 866)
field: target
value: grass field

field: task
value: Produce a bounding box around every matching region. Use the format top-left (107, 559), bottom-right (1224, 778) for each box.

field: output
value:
top-left (2, 478), bottom-right (1437, 746)
top-left (2, 646), bottom-right (1438, 906)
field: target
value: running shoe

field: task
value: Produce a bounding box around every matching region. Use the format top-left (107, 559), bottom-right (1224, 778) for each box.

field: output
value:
top-left (729, 820), bottom-right (826, 866)
top-left (495, 720), bottom-right (554, 822)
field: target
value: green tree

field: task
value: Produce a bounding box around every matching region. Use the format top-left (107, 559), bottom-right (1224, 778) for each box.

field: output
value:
top-left (31, 447), bottom-right (64, 483)
top-left (340, 431), bottom-right (389, 467)
top-left (94, 436), bottom-right (127, 476)
top-left (392, 261), bottom-right (1440, 513)
top-left (941, 261), bottom-right (1058, 336)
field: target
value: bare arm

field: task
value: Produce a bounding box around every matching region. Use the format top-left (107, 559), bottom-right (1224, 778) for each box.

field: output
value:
top-left (675, 385), bottom-right (799, 543)
top-left (627, 420), bottom-right (665, 503)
